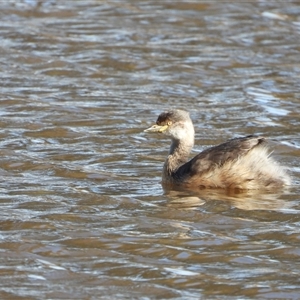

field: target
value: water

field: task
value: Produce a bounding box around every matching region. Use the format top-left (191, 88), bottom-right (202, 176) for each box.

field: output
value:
top-left (0, 1), bottom-right (300, 299)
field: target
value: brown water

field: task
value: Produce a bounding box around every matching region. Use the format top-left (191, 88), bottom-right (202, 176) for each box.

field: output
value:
top-left (1, 1), bottom-right (300, 299)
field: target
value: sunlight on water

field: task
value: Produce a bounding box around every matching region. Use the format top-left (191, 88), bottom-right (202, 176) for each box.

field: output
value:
top-left (0, 1), bottom-right (300, 299)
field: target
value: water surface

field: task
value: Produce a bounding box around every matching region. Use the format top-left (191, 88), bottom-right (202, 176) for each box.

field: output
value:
top-left (0, 1), bottom-right (300, 299)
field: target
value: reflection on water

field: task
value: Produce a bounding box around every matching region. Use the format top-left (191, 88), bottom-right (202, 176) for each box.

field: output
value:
top-left (0, 0), bottom-right (300, 299)
top-left (164, 187), bottom-right (294, 211)
top-left (164, 187), bottom-right (297, 213)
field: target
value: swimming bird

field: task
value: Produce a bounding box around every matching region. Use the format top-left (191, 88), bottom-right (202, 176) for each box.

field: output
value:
top-left (144, 109), bottom-right (290, 190)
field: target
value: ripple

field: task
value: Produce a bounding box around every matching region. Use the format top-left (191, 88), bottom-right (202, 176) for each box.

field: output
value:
top-left (0, 1), bottom-right (299, 299)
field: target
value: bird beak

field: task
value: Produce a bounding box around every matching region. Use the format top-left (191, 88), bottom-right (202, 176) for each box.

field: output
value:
top-left (144, 124), bottom-right (168, 133)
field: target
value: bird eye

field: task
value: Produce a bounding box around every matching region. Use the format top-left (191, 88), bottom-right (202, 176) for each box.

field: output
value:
top-left (167, 121), bottom-right (172, 126)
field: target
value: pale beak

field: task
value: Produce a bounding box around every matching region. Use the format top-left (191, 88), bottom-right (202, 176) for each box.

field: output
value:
top-left (144, 124), bottom-right (168, 133)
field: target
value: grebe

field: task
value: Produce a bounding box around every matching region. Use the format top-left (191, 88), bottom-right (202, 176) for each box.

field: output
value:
top-left (144, 109), bottom-right (290, 190)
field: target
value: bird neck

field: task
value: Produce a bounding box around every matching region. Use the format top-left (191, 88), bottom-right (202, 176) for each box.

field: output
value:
top-left (163, 138), bottom-right (194, 178)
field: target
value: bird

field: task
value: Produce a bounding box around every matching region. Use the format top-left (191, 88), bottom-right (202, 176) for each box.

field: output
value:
top-left (144, 109), bottom-right (291, 190)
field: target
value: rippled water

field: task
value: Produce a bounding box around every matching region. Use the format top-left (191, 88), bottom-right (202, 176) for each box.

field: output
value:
top-left (1, 1), bottom-right (300, 299)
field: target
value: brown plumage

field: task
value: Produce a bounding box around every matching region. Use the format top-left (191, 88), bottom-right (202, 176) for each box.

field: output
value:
top-left (144, 109), bottom-right (291, 190)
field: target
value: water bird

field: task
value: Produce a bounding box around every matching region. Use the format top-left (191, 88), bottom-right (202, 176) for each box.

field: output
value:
top-left (144, 109), bottom-right (291, 190)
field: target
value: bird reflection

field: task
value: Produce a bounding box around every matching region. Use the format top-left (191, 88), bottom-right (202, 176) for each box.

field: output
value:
top-left (162, 184), bottom-right (292, 211)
